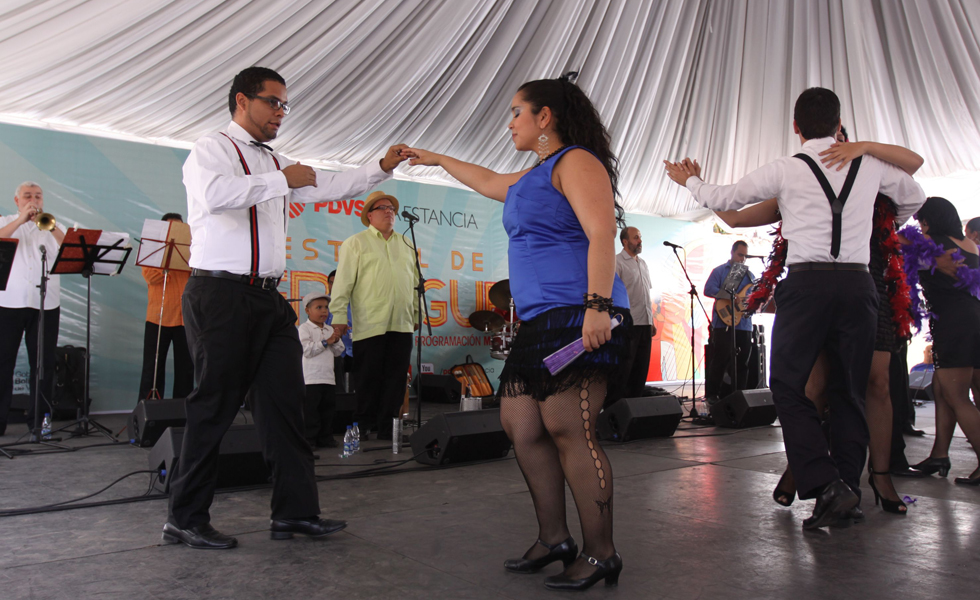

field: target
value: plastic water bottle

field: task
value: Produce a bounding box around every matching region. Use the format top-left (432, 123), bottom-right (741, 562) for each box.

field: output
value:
top-left (341, 425), bottom-right (353, 458)
top-left (392, 417), bottom-right (402, 455)
top-left (41, 413), bottom-right (52, 440)
top-left (351, 422), bottom-right (361, 454)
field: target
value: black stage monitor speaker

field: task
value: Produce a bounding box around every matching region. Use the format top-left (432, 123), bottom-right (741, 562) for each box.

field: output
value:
top-left (129, 398), bottom-right (187, 447)
top-left (410, 409), bottom-right (512, 465)
top-left (710, 388), bottom-right (778, 429)
top-left (909, 371), bottom-right (935, 402)
top-left (148, 424), bottom-right (271, 493)
top-left (596, 396), bottom-right (683, 442)
top-left (415, 374), bottom-right (463, 404)
top-left (333, 392), bottom-right (358, 434)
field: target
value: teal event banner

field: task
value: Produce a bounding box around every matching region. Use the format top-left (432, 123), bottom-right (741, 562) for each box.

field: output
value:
top-left (1, 123), bottom-right (755, 413)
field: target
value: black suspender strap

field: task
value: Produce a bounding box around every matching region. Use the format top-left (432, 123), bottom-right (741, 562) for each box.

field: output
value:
top-left (794, 153), bottom-right (863, 259)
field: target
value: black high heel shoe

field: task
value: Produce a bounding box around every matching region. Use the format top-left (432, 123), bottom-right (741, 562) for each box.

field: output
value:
top-left (868, 470), bottom-right (907, 515)
top-left (772, 471), bottom-right (795, 507)
top-left (504, 537), bottom-right (578, 574)
top-left (954, 467), bottom-right (980, 486)
top-left (911, 456), bottom-right (951, 477)
top-left (544, 552), bottom-right (623, 591)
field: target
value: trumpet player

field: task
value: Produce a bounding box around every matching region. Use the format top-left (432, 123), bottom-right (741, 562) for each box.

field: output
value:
top-left (0, 182), bottom-right (66, 436)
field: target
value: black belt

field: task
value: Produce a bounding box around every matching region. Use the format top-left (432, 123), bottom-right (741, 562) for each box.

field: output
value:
top-left (191, 269), bottom-right (282, 290)
top-left (787, 262), bottom-right (869, 273)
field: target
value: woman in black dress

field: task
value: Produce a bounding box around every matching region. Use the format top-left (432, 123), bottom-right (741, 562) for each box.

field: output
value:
top-left (902, 197), bottom-right (980, 484)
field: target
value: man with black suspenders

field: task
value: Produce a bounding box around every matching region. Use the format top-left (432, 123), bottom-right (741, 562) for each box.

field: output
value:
top-left (163, 66), bottom-right (408, 549)
top-left (666, 88), bottom-right (925, 529)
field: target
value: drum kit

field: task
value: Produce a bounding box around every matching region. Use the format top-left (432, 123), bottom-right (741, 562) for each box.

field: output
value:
top-left (468, 279), bottom-right (519, 360)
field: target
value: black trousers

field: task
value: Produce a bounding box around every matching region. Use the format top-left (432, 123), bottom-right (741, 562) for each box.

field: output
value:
top-left (353, 332), bottom-right (413, 435)
top-left (138, 322), bottom-right (193, 401)
top-left (706, 326), bottom-right (752, 398)
top-left (770, 270), bottom-right (876, 500)
top-left (889, 344), bottom-right (911, 470)
top-left (607, 323), bottom-right (653, 405)
top-left (0, 307), bottom-right (60, 432)
top-left (168, 277), bottom-right (319, 528)
top-left (304, 383), bottom-right (336, 444)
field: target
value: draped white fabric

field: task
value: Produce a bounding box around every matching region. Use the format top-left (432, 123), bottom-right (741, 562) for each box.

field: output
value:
top-left (2, 0), bottom-right (978, 218)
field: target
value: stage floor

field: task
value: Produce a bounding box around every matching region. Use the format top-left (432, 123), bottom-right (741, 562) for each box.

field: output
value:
top-left (1, 404), bottom-right (977, 600)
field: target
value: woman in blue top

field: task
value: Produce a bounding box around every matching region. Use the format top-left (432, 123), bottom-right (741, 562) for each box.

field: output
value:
top-left (406, 75), bottom-right (630, 591)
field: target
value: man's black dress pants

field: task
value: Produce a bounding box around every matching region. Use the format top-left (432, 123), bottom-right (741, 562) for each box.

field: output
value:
top-left (168, 277), bottom-right (319, 529)
top-left (770, 270), bottom-right (876, 500)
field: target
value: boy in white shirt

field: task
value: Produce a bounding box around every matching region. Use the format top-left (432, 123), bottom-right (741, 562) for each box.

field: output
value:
top-left (299, 292), bottom-right (346, 448)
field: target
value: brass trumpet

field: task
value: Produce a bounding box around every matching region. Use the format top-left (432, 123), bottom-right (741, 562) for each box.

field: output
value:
top-left (34, 211), bottom-right (56, 231)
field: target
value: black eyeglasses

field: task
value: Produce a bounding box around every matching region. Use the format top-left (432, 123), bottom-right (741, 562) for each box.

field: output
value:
top-left (370, 205), bottom-right (396, 213)
top-left (247, 94), bottom-right (290, 115)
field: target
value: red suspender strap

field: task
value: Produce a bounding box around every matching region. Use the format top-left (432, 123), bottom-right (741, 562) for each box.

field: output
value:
top-left (220, 132), bottom-right (263, 279)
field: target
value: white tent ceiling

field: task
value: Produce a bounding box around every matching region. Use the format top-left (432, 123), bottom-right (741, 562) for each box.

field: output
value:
top-left (2, 0), bottom-right (979, 219)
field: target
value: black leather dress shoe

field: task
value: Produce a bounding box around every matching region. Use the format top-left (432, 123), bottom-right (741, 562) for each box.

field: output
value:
top-left (162, 522), bottom-right (238, 549)
top-left (270, 517), bottom-right (347, 540)
top-left (544, 552), bottom-right (623, 591)
top-left (504, 537), bottom-right (578, 574)
top-left (802, 479), bottom-right (859, 530)
top-left (890, 466), bottom-right (929, 478)
top-left (903, 424), bottom-right (926, 436)
top-left (835, 505), bottom-right (866, 527)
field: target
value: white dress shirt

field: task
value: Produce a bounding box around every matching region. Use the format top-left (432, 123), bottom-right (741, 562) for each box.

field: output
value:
top-left (298, 320), bottom-right (346, 385)
top-left (686, 137), bottom-right (926, 265)
top-left (183, 121), bottom-right (391, 277)
top-left (615, 249), bottom-right (652, 325)
top-left (0, 215), bottom-right (66, 309)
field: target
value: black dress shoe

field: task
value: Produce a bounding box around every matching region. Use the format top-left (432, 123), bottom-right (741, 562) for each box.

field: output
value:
top-left (890, 466), bottom-right (929, 478)
top-left (835, 506), bottom-right (866, 527)
top-left (903, 424), bottom-right (926, 436)
top-left (162, 522), bottom-right (238, 549)
top-left (544, 552), bottom-right (623, 591)
top-left (802, 479), bottom-right (859, 530)
top-left (270, 517), bottom-right (347, 540)
top-left (504, 537), bottom-right (578, 574)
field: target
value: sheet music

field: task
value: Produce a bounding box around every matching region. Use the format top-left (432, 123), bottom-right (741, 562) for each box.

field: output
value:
top-left (95, 231), bottom-right (131, 275)
top-left (136, 220), bottom-right (170, 268)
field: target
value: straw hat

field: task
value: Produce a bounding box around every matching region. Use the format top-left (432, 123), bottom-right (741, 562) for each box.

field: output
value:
top-left (360, 191), bottom-right (399, 227)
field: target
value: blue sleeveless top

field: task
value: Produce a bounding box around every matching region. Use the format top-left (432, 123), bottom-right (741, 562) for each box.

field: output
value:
top-left (502, 146), bottom-right (629, 321)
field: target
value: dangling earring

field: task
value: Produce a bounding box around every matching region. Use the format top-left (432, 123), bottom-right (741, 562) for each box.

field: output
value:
top-left (537, 132), bottom-right (549, 161)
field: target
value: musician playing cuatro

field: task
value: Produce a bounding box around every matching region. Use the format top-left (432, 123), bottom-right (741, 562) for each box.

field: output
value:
top-left (704, 240), bottom-right (755, 401)
top-left (0, 182), bottom-right (66, 436)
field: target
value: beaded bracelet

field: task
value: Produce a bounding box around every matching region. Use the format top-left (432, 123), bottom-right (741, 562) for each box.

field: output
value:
top-left (583, 293), bottom-right (614, 313)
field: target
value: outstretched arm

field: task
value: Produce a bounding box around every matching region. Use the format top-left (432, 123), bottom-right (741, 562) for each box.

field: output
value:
top-left (404, 148), bottom-right (529, 202)
top-left (714, 198), bottom-right (780, 229)
top-left (819, 141), bottom-right (924, 175)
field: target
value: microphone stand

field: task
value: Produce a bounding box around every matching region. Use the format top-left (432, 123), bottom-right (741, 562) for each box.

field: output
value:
top-left (404, 216), bottom-right (432, 430)
top-left (669, 246), bottom-right (711, 420)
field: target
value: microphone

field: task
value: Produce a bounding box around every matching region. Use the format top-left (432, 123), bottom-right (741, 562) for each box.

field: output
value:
top-left (401, 210), bottom-right (419, 223)
top-left (39, 245), bottom-right (47, 256)
top-left (662, 241), bottom-right (683, 249)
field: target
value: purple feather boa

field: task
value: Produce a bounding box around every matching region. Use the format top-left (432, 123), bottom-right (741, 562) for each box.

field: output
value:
top-left (899, 225), bottom-right (980, 332)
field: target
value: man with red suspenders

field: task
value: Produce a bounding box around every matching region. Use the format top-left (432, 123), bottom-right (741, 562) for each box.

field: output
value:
top-left (163, 66), bottom-right (408, 549)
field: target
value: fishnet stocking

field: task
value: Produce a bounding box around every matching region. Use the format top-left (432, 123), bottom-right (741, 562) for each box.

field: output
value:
top-left (500, 378), bottom-right (615, 578)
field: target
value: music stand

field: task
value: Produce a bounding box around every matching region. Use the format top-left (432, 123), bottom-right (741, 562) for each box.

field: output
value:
top-left (712, 262), bottom-right (749, 400)
top-left (135, 219), bottom-right (191, 400)
top-left (49, 228), bottom-right (132, 440)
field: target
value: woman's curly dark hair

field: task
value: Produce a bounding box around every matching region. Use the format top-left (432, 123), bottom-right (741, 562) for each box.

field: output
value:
top-left (517, 73), bottom-right (625, 228)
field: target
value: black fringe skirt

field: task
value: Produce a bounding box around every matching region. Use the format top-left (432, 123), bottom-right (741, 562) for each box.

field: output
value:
top-left (497, 306), bottom-right (633, 402)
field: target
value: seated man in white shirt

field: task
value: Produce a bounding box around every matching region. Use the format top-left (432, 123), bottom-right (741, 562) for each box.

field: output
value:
top-left (665, 87), bottom-right (925, 529)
